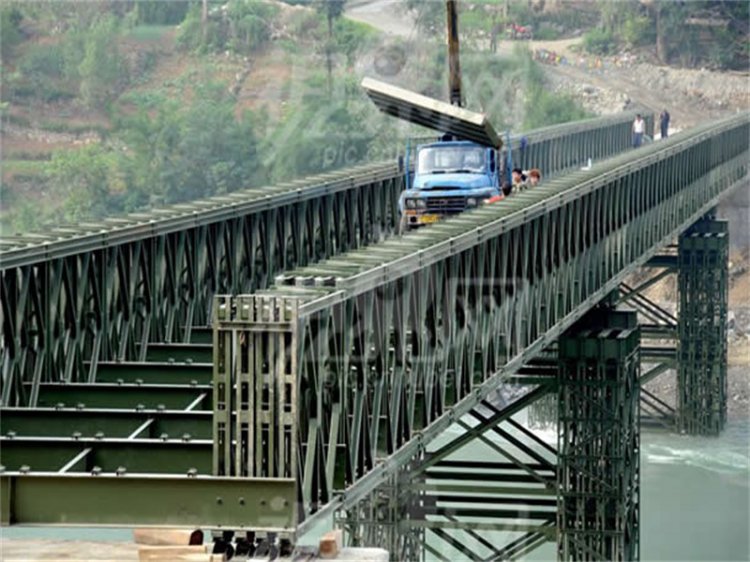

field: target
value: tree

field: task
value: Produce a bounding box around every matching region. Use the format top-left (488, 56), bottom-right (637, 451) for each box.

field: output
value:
top-left (202, 0), bottom-right (208, 44)
top-left (315, 0), bottom-right (346, 93)
top-left (78, 17), bottom-right (126, 107)
top-left (117, 81), bottom-right (266, 206)
top-left (639, 0), bottom-right (747, 68)
top-left (48, 144), bottom-right (124, 221)
top-left (404, 0), bottom-right (443, 35)
top-left (0, 5), bottom-right (23, 62)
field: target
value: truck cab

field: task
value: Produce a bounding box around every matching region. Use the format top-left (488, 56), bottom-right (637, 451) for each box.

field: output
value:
top-left (399, 140), bottom-right (502, 230)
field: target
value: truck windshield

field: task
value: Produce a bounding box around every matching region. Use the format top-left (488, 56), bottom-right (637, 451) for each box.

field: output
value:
top-left (417, 146), bottom-right (486, 174)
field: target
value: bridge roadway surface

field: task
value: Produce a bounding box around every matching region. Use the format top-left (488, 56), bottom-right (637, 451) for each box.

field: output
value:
top-left (0, 112), bottom-right (746, 557)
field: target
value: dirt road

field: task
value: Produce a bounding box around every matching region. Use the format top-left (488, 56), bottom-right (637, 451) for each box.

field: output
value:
top-left (346, 0), bottom-right (415, 38)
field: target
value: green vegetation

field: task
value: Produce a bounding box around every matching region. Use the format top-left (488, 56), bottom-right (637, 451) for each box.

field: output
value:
top-left (79, 17), bottom-right (127, 108)
top-left (589, 0), bottom-right (748, 69)
top-left (264, 72), bottom-right (383, 182)
top-left (582, 28), bottom-right (616, 56)
top-left (522, 61), bottom-right (590, 130)
top-left (133, 1), bottom-right (191, 26)
top-left (178, 0), bottom-right (279, 55)
top-left (3, 159), bottom-right (50, 175)
top-left (0, 6), bottom-right (23, 61)
top-left (125, 24), bottom-right (172, 42)
top-left (1, 0), bottom-right (592, 236)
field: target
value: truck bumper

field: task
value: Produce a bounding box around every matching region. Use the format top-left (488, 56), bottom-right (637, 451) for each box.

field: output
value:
top-left (403, 211), bottom-right (442, 227)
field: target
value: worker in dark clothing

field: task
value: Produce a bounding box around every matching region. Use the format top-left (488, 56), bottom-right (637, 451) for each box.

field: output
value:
top-left (511, 168), bottom-right (527, 191)
top-left (659, 109), bottom-right (670, 139)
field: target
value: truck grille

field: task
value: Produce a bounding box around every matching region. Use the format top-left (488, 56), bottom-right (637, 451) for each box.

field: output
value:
top-left (425, 196), bottom-right (467, 213)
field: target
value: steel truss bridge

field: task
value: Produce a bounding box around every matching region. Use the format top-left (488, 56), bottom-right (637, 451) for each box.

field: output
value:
top-left (1, 111), bottom-right (746, 561)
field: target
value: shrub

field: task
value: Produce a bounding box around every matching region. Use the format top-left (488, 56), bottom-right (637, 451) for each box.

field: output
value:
top-left (523, 87), bottom-right (589, 130)
top-left (533, 26), bottom-right (560, 41)
top-left (13, 45), bottom-right (74, 102)
top-left (1, 6), bottom-right (23, 60)
top-left (333, 18), bottom-right (376, 66)
top-left (582, 28), bottom-right (616, 56)
top-left (621, 14), bottom-right (653, 48)
top-left (18, 44), bottom-right (65, 77)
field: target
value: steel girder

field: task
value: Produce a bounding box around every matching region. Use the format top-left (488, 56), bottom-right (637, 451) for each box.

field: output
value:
top-left (620, 274), bottom-right (679, 430)
top-left (557, 308), bottom-right (640, 561)
top-left (0, 114), bottom-right (646, 408)
top-left (211, 113), bottom-right (749, 540)
top-left (677, 218), bottom-right (729, 435)
top-left (0, 474), bottom-right (296, 530)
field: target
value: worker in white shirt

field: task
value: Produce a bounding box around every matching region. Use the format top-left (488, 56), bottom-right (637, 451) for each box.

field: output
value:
top-left (632, 114), bottom-right (645, 148)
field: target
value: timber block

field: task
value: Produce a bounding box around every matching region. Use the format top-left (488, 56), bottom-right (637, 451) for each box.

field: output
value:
top-left (319, 529), bottom-right (343, 559)
top-left (133, 528), bottom-right (204, 545)
top-left (137, 544), bottom-right (209, 561)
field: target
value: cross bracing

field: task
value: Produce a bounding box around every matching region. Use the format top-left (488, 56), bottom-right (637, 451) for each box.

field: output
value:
top-left (0, 112), bottom-right (744, 560)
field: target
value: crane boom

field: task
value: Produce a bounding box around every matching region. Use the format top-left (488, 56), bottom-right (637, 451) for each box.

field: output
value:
top-left (447, 0), bottom-right (462, 107)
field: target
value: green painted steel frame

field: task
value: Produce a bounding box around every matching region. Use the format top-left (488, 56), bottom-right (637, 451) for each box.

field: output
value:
top-left (1, 163), bottom-right (403, 407)
top-left (677, 218), bottom-right (729, 435)
top-left (0, 474), bottom-right (296, 530)
top-left (0, 113), bottom-right (648, 408)
top-left (215, 114), bottom-right (748, 541)
top-left (557, 309), bottom-right (640, 561)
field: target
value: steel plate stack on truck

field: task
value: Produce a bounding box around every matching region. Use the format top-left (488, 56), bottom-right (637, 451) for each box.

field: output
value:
top-left (362, 0), bottom-right (505, 232)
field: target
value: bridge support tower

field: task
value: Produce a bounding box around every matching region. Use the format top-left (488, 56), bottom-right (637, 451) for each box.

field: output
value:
top-left (677, 217), bottom-right (729, 435)
top-left (557, 308), bottom-right (640, 561)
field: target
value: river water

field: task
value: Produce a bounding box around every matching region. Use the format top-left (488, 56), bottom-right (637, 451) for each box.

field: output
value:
top-left (423, 416), bottom-right (749, 561)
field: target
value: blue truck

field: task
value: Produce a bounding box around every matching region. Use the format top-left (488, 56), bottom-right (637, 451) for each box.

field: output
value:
top-left (399, 140), bottom-right (503, 231)
top-left (363, 1), bottom-right (506, 233)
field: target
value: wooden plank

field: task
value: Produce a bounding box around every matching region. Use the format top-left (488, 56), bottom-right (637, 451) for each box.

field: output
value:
top-left (137, 545), bottom-right (209, 561)
top-left (133, 528), bottom-right (204, 546)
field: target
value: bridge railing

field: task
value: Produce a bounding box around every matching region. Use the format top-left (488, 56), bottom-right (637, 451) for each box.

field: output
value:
top-left (212, 113), bottom-right (748, 534)
top-left (0, 112), bottom-right (649, 406)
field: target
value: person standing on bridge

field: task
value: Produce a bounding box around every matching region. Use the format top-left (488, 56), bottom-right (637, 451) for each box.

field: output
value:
top-left (511, 168), bottom-right (527, 191)
top-left (527, 168), bottom-right (541, 187)
top-left (632, 114), bottom-right (645, 148)
top-left (659, 109), bottom-right (671, 139)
